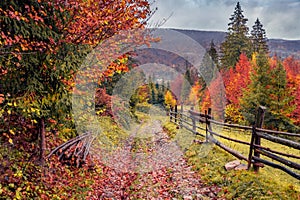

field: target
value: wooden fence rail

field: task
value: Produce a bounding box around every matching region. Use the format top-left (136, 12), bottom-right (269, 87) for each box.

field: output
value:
top-left (169, 104), bottom-right (300, 180)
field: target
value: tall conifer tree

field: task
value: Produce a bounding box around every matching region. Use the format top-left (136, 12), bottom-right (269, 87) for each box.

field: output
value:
top-left (220, 2), bottom-right (252, 69)
top-left (268, 58), bottom-right (295, 130)
top-left (240, 53), bottom-right (295, 131)
top-left (208, 40), bottom-right (219, 65)
top-left (181, 68), bottom-right (192, 103)
top-left (251, 18), bottom-right (269, 54)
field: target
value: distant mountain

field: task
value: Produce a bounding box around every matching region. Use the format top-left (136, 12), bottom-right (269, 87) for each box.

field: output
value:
top-left (171, 28), bottom-right (300, 58)
top-left (170, 29), bottom-right (225, 49)
top-left (268, 39), bottom-right (300, 58)
top-left (133, 28), bottom-right (300, 82)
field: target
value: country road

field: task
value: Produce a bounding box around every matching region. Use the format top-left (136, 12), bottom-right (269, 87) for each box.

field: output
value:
top-left (89, 119), bottom-right (223, 199)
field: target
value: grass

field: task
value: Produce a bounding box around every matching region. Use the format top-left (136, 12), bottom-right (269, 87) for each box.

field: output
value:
top-left (4, 106), bottom-right (297, 199)
top-left (211, 123), bottom-right (300, 193)
top-left (163, 121), bottom-right (300, 199)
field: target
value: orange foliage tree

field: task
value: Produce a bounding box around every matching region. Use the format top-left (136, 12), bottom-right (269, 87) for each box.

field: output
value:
top-left (0, 0), bottom-right (152, 163)
top-left (200, 89), bottom-right (211, 112)
top-left (200, 73), bottom-right (226, 120)
top-left (188, 81), bottom-right (202, 106)
top-left (165, 90), bottom-right (177, 108)
top-left (224, 53), bottom-right (252, 106)
top-left (223, 53), bottom-right (252, 123)
top-left (283, 56), bottom-right (300, 125)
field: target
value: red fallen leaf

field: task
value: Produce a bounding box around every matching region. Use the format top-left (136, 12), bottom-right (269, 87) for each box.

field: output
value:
top-left (267, 191), bottom-right (273, 195)
top-left (0, 94), bottom-right (4, 104)
top-left (40, 194), bottom-right (48, 199)
top-left (48, 119), bottom-right (57, 124)
top-left (223, 188), bottom-right (229, 194)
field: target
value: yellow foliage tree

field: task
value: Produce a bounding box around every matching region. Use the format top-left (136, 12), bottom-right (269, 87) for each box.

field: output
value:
top-left (164, 90), bottom-right (176, 108)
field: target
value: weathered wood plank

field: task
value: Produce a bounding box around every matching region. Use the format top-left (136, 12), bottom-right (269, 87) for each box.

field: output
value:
top-left (253, 144), bottom-right (300, 159)
top-left (256, 149), bottom-right (300, 170)
top-left (208, 135), bottom-right (248, 161)
top-left (256, 132), bottom-right (300, 150)
top-left (256, 128), bottom-right (300, 137)
top-left (208, 130), bottom-right (251, 146)
top-left (252, 156), bottom-right (300, 180)
top-left (209, 119), bottom-right (252, 131)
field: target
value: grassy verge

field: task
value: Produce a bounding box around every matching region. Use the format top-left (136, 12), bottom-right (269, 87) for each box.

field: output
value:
top-left (210, 123), bottom-right (300, 192)
top-left (163, 121), bottom-right (300, 199)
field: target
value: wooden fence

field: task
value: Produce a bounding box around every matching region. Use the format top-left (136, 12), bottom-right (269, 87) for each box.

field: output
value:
top-left (169, 105), bottom-right (300, 180)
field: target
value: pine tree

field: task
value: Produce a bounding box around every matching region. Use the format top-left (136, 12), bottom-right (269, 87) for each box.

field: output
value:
top-left (181, 68), bottom-right (192, 103)
top-left (240, 53), bottom-right (271, 125)
top-left (148, 77), bottom-right (156, 104)
top-left (240, 53), bottom-right (295, 131)
top-left (167, 81), bottom-right (170, 90)
top-left (251, 18), bottom-right (269, 54)
top-left (268, 57), bottom-right (295, 130)
top-left (208, 40), bottom-right (219, 65)
top-left (220, 2), bottom-right (252, 69)
top-left (155, 82), bottom-right (165, 105)
top-left (199, 52), bottom-right (217, 88)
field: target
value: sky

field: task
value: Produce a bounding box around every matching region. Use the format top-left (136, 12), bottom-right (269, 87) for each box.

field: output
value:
top-left (149, 0), bottom-right (300, 40)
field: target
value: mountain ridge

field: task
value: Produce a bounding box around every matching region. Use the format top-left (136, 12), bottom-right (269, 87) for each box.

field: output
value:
top-left (166, 28), bottom-right (300, 58)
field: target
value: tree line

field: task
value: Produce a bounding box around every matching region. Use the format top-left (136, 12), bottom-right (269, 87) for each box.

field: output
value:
top-left (187, 2), bottom-right (300, 132)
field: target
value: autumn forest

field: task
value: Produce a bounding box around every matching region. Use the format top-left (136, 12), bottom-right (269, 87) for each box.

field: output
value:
top-left (0, 0), bottom-right (299, 199)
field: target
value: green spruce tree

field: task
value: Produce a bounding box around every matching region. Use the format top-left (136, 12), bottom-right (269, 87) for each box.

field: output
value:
top-left (181, 68), bottom-right (192, 103)
top-left (199, 51), bottom-right (217, 88)
top-left (148, 76), bottom-right (156, 104)
top-left (240, 52), bottom-right (272, 125)
top-left (267, 58), bottom-right (295, 131)
top-left (251, 18), bottom-right (269, 54)
top-left (220, 2), bottom-right (252, 69)
top-left (240, 53), bottom-right (295, 131)
top-left (208, 40), bottom-right (219, 66)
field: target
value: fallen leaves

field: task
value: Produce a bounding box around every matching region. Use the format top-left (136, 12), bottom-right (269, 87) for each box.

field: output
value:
top-left (0, 94), bottom-right (4, 104)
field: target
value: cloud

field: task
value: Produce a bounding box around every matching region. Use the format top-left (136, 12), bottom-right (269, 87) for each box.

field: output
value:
top-left (149, 0), bottom-right (300, 40)
top-left (259, 0), bottom-right (300, 39)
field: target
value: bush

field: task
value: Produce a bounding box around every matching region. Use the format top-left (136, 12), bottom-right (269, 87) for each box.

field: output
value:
top-left (136, 102), bottom-right (151, 113)
top-left (225, 104), bottom-right (245, 124)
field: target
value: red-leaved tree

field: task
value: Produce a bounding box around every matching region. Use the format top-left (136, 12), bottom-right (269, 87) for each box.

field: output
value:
top-left (224, 53), bottom-right (252, 106)
top-left (283, 56), bottom-right (300, 125)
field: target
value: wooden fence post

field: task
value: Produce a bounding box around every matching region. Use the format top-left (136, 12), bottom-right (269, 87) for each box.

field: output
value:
top-left (204, 108), bottom-right (213, 142)
top-left (205, 110), bottom-right (208, 142)
top-left (207, 108), bottom-right (212, 132)
top-left (174, 104), bottom-right (178, 123)
top-left (248, 127), bottom-right (256, 170)
top-left (248, 106), bottom-right (266, 171)
top-left (170, 105), bottom-right (173, 122)
top-left (191, 106), bottom-right (196, 132)
top-left (180, 102), bottom-right (183, 128)
top-left (253, 106), bottom-right (266, 171)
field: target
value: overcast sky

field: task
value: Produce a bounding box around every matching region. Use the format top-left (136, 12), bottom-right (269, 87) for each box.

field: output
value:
top-left (149, 0), bottom-right (300, 40)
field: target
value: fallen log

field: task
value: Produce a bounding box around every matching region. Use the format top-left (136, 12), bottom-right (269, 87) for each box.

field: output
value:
top-left (47, 132), bottom-right (95, 167)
